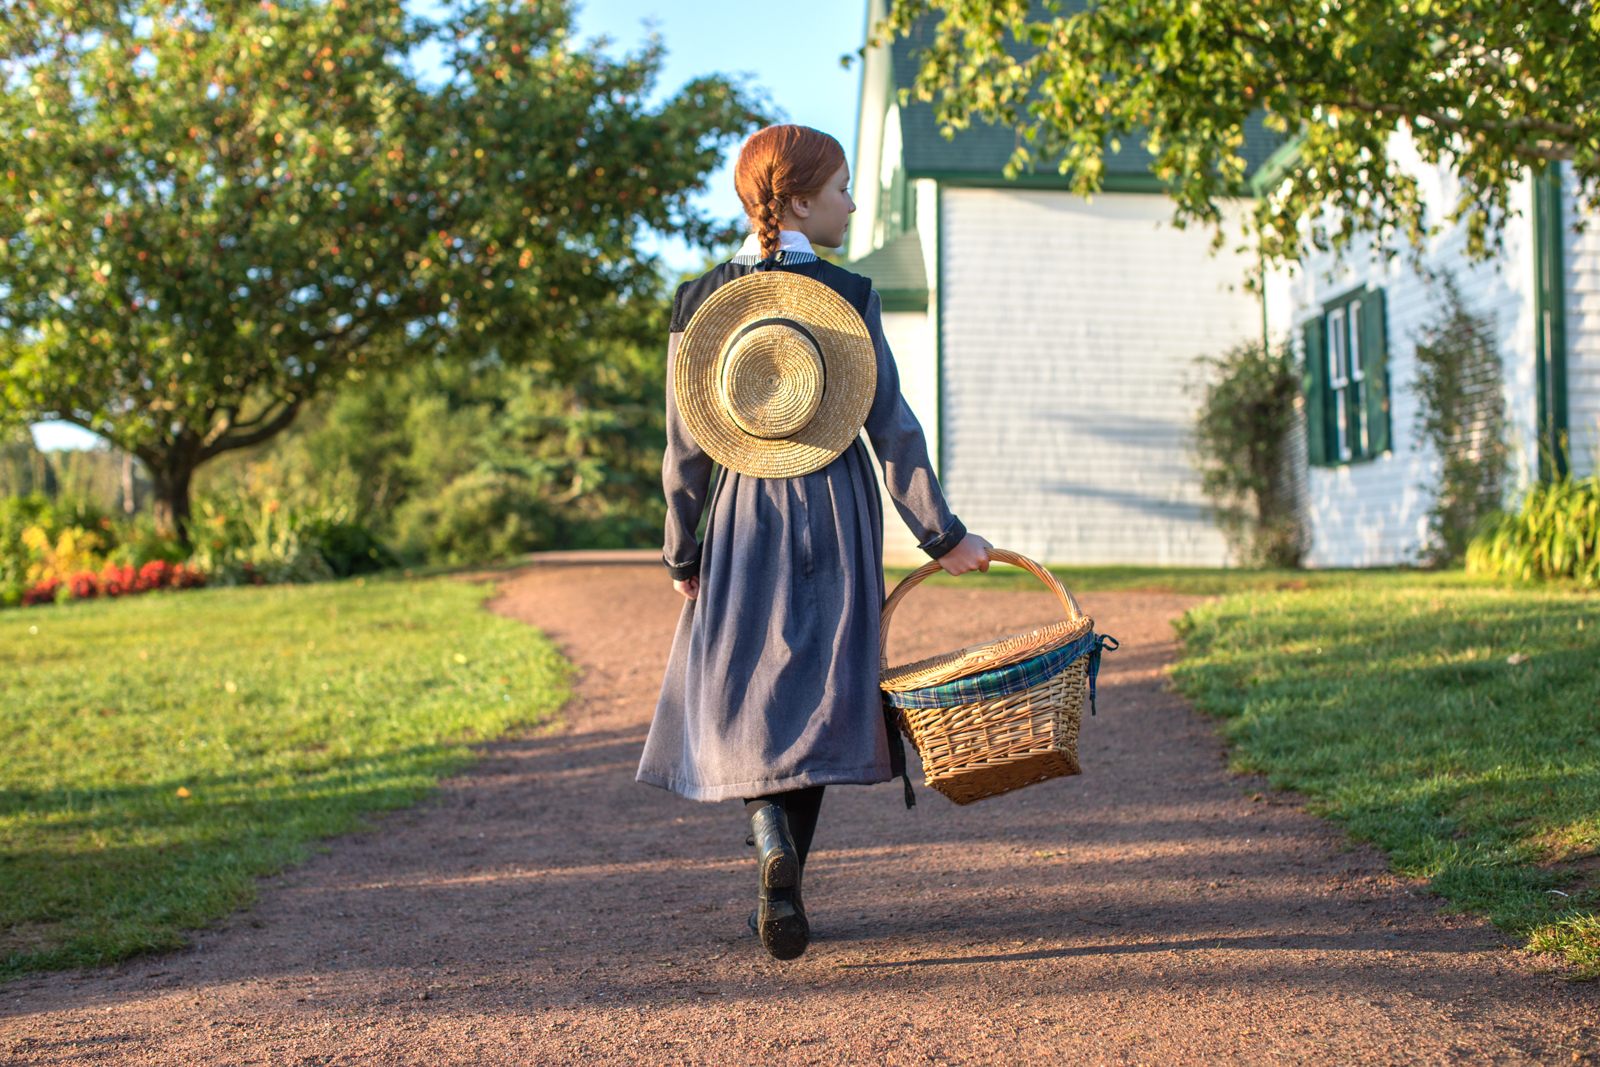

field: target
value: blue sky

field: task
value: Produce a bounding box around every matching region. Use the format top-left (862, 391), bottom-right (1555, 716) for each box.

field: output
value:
top-left (571, 0), bottom-right (866, 262)
top-left (33, 0), bottom-right (868, 451)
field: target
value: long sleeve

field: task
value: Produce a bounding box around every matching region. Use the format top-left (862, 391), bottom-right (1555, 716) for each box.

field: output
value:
top-left (860, 291), bottom-right (967, 559)
top-left (661, 331), bottom-right (715, 580)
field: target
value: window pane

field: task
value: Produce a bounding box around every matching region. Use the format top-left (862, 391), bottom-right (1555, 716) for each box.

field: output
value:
top-left (1352, 380), bottom-right (1367, 456)
top-left (1335, 389), bottom-right (1350, 461)
top-left (1328, 308), bottom-right (1348, 386)
top-left (1350, 301), bottom-right (1364, 381)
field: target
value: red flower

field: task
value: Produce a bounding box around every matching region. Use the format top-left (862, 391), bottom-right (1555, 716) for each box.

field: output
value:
top-left (169, 563), bottom-right (206, 589)
top-left (138, 560), bottom-right (173, 591)
top-left (68, 571), bottom-right (100, 599)
top-left (99, 563), bottom-right (136, 598)
top-left (22, 577), bottom-right (63, 606)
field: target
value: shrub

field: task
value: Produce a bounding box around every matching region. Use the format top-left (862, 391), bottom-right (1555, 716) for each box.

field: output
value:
top-left (1, 494), bottom-right (206, 608)
top-left (2, 484), bottom-right (382, 607)
top-left (107, 519), bottom-right (189, 569)
top-left (14, 557), bottom-right (205, 607)
top-left (20, 577), bottom-right (63, 606)
top-left (137, 559), bottom-right (205, 591)
top-left (185, 494), bottom-right (336, 586)
top-left (391, 468), bottom-right (559, 566)
top-left (195, 345), bottom-right (668, 567)
top-left (305, 519), bottom-right (402, 578)
top-left (1192, 338), bottom-right (1304, 567)
top-left (0, 496), bottom-right (49, 606)
top-left (1467, 472), bottom-right (1600, 585)
top-left (1, 494), bottom-right (131, 603)
top-left (66, 571), bottom-right (100, 599)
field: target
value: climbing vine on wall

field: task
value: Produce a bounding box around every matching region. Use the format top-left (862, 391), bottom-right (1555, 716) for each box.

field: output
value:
top-left (1412, 278), bottom-right (1508, 566)
top-left (1192, 339), bottom-right (1304, 568)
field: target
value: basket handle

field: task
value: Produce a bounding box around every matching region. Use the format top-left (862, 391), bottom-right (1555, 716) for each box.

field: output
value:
top-left (879, 548), bottom-right (1085, 671)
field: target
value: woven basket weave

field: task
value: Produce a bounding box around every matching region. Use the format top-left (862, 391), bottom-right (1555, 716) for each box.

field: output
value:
top-left (880, 549), bottom-right (1093, 806)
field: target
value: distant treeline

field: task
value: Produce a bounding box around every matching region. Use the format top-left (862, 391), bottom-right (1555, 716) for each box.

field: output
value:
top-left (5, 340), bottom-right (670, 574)
top-left (1, 434), bottom-right (150, 517)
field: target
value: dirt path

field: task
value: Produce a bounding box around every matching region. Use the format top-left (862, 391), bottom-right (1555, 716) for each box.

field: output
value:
top-left (4, 563), bottom-right (1597, 1065)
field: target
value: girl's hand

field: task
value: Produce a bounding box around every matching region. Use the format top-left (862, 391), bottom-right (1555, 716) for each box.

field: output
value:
top-left (937, 533), bottom-right (993, 576)
top-left (674, 576), bottom-right (699, 600)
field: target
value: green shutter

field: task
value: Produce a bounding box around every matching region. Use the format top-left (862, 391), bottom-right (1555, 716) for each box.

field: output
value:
top-left (1534, 168), bottom-right (1569, 478)
top-left (1361, 287), bottom-right (1391, 456)
top-left (1303, 316), bottom-right (1328, 466)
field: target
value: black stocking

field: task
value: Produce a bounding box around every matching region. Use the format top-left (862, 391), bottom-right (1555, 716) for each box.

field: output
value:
top-left (744, 786), bottom-right (826, 868)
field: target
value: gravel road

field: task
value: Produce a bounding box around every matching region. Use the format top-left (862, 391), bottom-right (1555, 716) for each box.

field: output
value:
top-left (3, 562), bottom-right (1596, 1065)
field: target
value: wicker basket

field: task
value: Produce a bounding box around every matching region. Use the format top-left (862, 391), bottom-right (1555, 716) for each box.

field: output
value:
top-left (880, 549), bottom-right (1099, 806)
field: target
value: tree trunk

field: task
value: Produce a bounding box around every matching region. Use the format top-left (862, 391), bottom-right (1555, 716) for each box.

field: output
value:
top-left (121, 452), bottom-right (137, 515)
top-left (149, 462), bottom-right (196, 549)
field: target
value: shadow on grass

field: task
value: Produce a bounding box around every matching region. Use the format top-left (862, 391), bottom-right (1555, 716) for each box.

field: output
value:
top-left (1173, 582), bottom-right (1600, 977)
top-left (0, 745), bottom-right (477, 978)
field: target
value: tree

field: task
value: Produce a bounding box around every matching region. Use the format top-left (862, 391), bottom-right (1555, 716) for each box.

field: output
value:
top-left (0, 0), bottom-right (761, 542)
top-left (879, 0), bottom-right (1596, 264)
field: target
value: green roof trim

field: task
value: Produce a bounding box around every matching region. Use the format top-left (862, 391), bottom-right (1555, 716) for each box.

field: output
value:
top-left (891, 12), bottom-right (1284, 188)
top-left (906, 170), bottom-right (1167, 194)
top-left (879, 290), bottom-right (930, 312)
top-left (850, 231), bottom-right (929, 313)
top-left (1248, 133), bottom-right (1307, 197)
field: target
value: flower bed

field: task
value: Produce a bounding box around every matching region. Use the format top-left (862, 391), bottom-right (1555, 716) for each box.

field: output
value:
top-left (21, 560), bottom-right (205, 607)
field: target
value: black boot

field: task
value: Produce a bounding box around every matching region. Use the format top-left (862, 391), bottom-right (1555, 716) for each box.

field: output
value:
top-left (749, 806), bottom-right (808, 960)
top-left (749, 885), bottom-right (805, 935)
top-left (750, 804), bottom-right (798, 890)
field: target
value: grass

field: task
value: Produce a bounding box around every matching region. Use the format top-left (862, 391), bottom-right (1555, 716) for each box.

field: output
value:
top-left (0, 576), bottom-right (569, 978)
top-left (1170, 579), bottom-right (1600, 977)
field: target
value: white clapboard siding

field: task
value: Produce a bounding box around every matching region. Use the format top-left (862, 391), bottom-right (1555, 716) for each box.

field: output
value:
top-left (1289, 157), bottom-right (1539, 568)
top-left (873, 309), bottom-right (939, 566)
top-left (1564, 168), bottom-right (1600, 477)
top-left (938, 189), bottom-right (1258, 565)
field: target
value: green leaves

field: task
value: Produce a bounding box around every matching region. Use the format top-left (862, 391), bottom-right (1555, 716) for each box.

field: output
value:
top-left (882, 0), bottom-right (1597, 265)
top-left (1192, 339), bottom-right (1302, 567)
top-left (0, 0), bottom-right (764, 535)
top-left (1468, 474), bottom-right (1600, 586)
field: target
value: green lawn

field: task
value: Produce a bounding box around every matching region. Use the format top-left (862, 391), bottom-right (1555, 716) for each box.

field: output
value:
top-left (1171, 579), bottom-right (1600, 976)
top-left (0, 577), bottom-right (569, 978)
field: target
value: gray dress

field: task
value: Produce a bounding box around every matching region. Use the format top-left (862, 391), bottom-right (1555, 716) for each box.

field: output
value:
top-left (636, 284), bottom-right (966, 802)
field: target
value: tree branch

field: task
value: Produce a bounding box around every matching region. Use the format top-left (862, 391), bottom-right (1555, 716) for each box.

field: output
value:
top-left (1328, 96), bottom-right (1581, 142)
top-left (201, 405), bottom-right (241, 448)
top-left (52, 410), bottom-right (115, 447)
top-left (198, 398), bottom-right (303, 461)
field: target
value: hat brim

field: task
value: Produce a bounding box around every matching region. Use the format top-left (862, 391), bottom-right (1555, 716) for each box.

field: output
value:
top-left (676, 272), bottom-right (877, 479)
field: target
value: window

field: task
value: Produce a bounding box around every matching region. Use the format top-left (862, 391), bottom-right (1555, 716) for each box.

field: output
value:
top-left (1304, 287), bottom-right (1391, 466)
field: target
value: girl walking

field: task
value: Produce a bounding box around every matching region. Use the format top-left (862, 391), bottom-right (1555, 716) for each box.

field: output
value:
top-left (636, 125), bottom-right (990, 960)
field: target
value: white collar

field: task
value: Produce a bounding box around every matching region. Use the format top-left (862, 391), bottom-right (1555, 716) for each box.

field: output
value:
top-left (735, 230), bottom-right (817, 258)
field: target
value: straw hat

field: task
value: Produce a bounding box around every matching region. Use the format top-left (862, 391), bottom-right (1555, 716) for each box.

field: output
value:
top-left (675, 271), bottom-right (877, 479)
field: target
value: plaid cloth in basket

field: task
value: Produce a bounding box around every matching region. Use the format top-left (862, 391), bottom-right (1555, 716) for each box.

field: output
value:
top-left (884, 631), bottom-right (1119, 713)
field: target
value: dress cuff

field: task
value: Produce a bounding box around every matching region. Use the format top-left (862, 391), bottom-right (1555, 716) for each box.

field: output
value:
top-left (918, 517), bottom-right (967, 560)
top-left (664, 551), bottom-right (701, 582)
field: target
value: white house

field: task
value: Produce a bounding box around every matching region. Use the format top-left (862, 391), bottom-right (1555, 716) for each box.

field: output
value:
top-left (852, 1), bottom-right (1597, 568)
top-left (1273, 150), bottom-right (1599, 567)
top-left (852, 1), bottom-right (1278, 566)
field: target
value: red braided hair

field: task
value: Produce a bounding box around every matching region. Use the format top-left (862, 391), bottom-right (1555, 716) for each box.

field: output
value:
top-left (733, 126), bottom-right (847, 260)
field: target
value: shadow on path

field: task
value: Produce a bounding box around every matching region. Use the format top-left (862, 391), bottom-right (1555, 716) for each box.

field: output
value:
top-left (2, 564), bottom-right (1595, 1066)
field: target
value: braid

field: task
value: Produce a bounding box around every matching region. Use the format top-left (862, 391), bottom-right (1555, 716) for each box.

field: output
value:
top-left (757, 188), bottom-right (784, 260)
